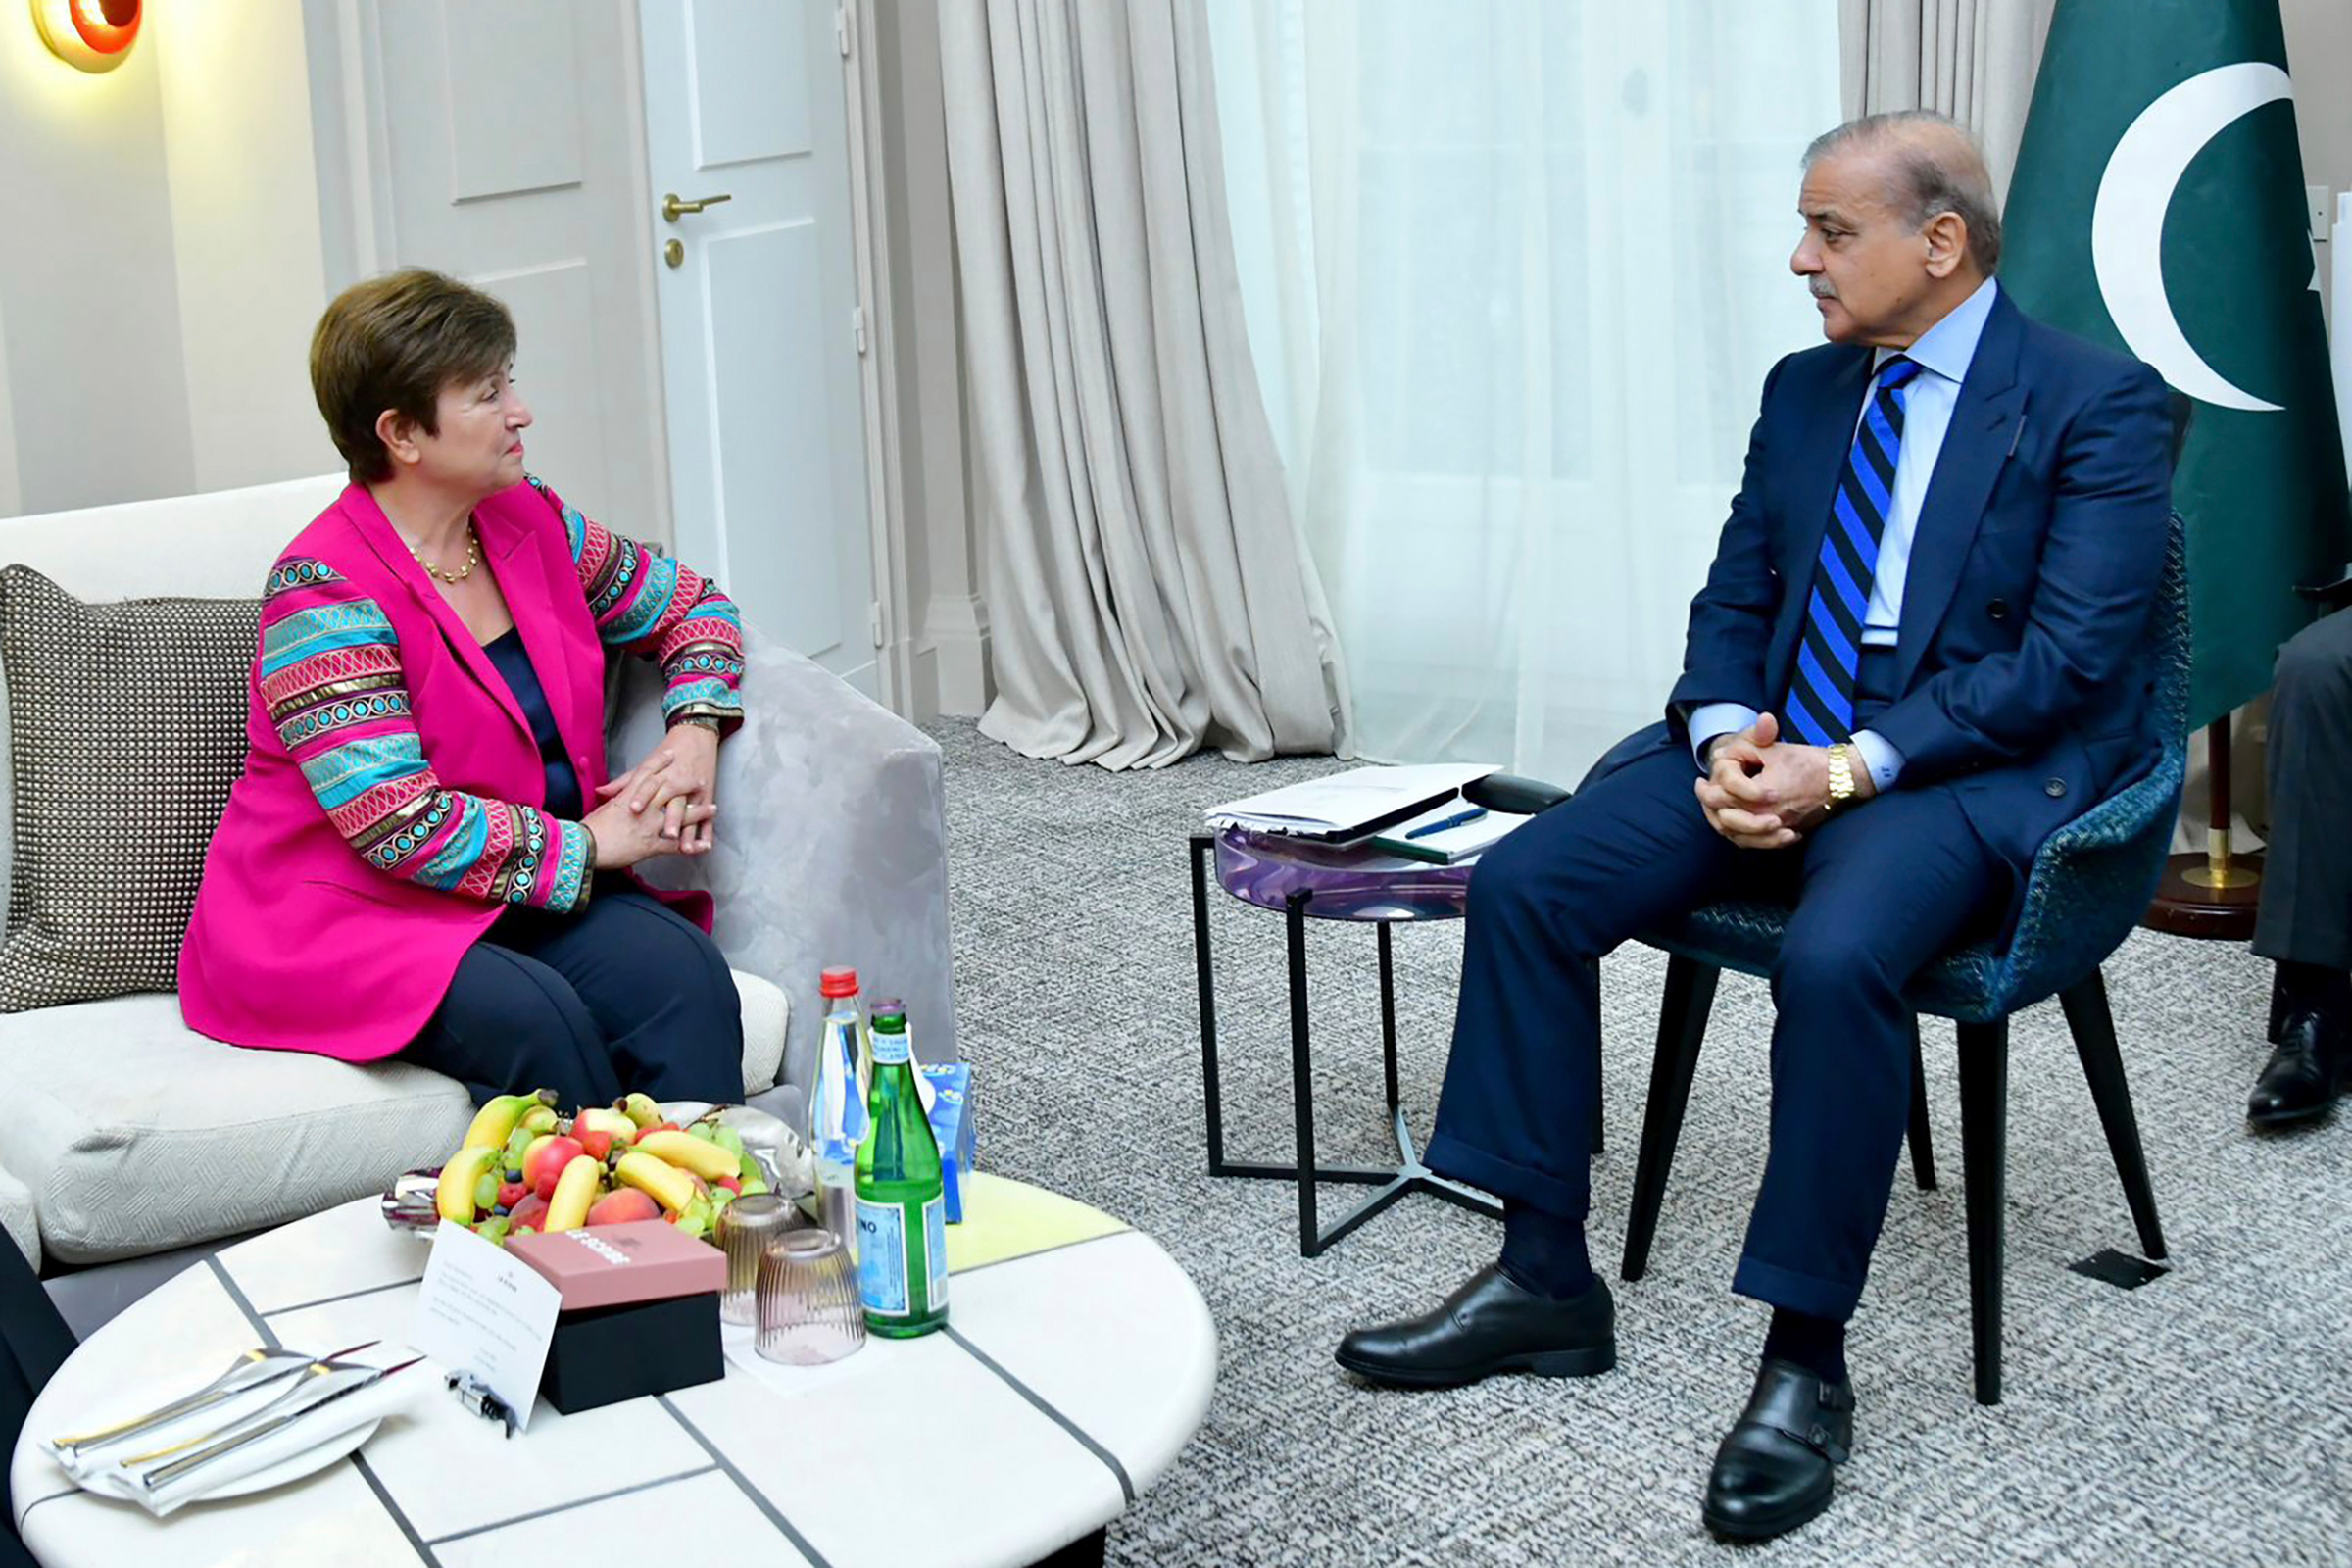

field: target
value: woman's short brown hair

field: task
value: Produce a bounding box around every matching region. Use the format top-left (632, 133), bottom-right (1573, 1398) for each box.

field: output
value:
top-left (310, 270), bottom-right (516, 483)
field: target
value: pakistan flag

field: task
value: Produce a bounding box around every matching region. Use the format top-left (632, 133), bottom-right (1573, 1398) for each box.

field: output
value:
top-left (2003, 0), bottom-right (2352, 728)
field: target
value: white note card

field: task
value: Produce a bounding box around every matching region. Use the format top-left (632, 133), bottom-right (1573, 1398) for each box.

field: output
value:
top-left (410, 1220), bottom-right (562, 1432)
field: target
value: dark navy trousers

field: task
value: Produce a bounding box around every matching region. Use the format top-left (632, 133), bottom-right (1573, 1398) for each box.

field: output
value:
top-left (1424, 662), bottom-right (2008, 1322)
top-left (407, 884), bottom-right (745, 1109)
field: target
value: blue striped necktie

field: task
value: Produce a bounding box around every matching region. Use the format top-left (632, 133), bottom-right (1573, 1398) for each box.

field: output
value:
top-left (1782, 354), bottom-right (1923, 746)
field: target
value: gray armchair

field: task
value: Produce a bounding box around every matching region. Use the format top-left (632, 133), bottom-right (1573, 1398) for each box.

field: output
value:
top-left (612, 633), bottom-right (960, 1115)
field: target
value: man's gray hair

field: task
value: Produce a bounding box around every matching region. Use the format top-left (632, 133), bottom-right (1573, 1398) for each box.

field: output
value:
top-left (1803, 111), bottom-right (2002, 274)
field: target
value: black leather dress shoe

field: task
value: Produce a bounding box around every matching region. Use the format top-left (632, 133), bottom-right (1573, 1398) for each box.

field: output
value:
top-left (1334, 1266), bottom-right (1615, 1390)
top-left (2248, 1009), bottom-right (2349, 1128)
top-left (1701, 1358), bottom-right (1854, 1543)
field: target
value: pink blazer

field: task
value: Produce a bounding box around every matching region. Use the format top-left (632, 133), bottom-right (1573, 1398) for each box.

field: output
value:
top-left (180, 478), bottom-right (742, 1061)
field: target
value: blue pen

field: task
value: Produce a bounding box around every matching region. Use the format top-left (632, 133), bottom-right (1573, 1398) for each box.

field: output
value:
top-left (1405, 805), bottom-right (1488, 840)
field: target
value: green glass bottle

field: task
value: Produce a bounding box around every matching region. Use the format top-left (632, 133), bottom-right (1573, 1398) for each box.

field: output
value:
top-left (854, 1001), bottom-right (948, 1337)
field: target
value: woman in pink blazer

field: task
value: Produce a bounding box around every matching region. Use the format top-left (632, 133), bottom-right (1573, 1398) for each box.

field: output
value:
top-left (180, 270), bottom-right (747, 1107)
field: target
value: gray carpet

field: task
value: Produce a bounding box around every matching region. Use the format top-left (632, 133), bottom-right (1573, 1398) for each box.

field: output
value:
top-left (926, 718), bottom-right (2352, 1567)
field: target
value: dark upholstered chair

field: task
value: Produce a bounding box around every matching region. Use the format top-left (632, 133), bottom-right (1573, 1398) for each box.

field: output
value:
top-left (1620, 511), bottom-right (2188, 1406)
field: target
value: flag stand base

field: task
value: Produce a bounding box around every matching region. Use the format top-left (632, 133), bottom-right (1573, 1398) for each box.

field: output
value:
top-left (2140, 715), bottom-right (2262, 941)
top-left (2143, 848), bottom-right (2263, 939)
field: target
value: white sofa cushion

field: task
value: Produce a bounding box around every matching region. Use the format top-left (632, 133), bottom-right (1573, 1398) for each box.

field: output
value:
top-left (0, 1161), bottom-right (35, 1270)
top-left (0, 974), bottom-right (786, 1264)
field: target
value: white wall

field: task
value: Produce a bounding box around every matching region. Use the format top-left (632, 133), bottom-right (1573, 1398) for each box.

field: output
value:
top-left (871, 0), bottom-right (987, 720)
top-left (0, 8), bottom-right (198, 514)
top-left (2286, 0), bottom-right (2352, 317)
top-left (152, 1), bottom-right (337, 494)
top-left (0, 0), bottom-right (333, 519)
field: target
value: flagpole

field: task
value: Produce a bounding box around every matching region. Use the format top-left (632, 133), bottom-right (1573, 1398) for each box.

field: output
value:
top-left (2142, 715), bottom-right (2263, 938)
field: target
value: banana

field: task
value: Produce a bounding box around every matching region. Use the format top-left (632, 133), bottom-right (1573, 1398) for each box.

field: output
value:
top-left (634, 1130), bottom-right (740, 1184)
top-left (613, 1150), bottom-right (699, 1214)
top-left (543, 1153), bottom-right (604, 1232)
top-left (437, 1147), bottom-right (500, 1224)
top-left (615, 1092), bottom-right (663, 1130)
top-left (462, 1089), bottom-right (558, 1151)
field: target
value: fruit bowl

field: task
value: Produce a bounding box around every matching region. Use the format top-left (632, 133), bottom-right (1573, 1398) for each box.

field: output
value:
top-left (381, 1100), bottom-right (816, 1242)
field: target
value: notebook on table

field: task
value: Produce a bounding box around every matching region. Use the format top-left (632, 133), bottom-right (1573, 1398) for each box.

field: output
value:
top-left (1366, 799), bottom-right (1529, 864)
top-left (1205, 762), bottom-right (1498, 841)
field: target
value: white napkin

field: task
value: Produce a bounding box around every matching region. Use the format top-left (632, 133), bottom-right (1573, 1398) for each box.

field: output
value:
top-left (50, 1367), bottom-right (426, 1517)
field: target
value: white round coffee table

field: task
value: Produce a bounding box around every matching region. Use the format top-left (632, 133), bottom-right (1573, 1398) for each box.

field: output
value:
top-left (10, 1174), bottom-right (1214, 1567)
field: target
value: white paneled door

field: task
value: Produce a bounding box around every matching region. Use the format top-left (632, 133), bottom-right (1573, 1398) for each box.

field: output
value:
top-left (640, 1), bottom-right (879, 697)
top-left (352, 0), bottom-right (670, 549)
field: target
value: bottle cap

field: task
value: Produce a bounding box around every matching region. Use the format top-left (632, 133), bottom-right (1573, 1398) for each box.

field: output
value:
top-left (869, 998), bottom-right (906, 1025)
top-left (820, 967), bottom-right (858, 998)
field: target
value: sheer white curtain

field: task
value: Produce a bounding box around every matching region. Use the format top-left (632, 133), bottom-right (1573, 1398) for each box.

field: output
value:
top-left (1208, 2), bottom-right (1841, 782)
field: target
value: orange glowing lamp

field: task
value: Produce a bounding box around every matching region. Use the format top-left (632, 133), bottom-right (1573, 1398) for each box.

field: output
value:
top-left (32, 0), bottom-right (141, 74)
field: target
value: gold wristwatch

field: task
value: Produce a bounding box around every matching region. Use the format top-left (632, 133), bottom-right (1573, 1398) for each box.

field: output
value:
top-left (1825, 744), bottom-right (1857, 812)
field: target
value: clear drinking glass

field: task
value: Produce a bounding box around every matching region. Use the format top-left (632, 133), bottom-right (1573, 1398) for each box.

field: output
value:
top-left (715, 1193), bottom-right (798, 1326)
top-left (755, 1230), bottom-right (865, 1365)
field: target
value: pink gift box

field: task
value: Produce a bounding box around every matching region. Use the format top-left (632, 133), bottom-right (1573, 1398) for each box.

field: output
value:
top-left (508, 1221), bottom-right (725, 1311)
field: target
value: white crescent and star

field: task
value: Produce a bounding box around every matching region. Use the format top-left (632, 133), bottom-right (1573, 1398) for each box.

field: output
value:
top-left (2089, 61), bottom-right (2301, 413)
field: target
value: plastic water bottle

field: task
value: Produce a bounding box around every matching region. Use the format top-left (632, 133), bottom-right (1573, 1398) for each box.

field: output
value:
top-left (855, 1001), bottom-right (948, 1337)
top-left (809, 966), bottom-right (868, 1253)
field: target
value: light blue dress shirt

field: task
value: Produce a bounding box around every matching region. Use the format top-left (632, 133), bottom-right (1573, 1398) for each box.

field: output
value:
top-left (1691, 277), bottom-right (2002, 788)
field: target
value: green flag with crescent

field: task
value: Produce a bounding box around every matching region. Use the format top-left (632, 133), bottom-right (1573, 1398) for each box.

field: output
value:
top-left (2002, 0), bottom-right (2352, 729)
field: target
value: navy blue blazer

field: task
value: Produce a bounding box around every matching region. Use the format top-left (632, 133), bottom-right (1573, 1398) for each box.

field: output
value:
top-left (1611, 290), bottom-right (2174, 877)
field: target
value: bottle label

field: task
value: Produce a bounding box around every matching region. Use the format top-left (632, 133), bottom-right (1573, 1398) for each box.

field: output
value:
top-left (923, 1194), bottom-right (949, 1310)
top-left (854, 1194), bottom-right (947, 1318)
top-left (813, 1015), bottom-right (866, 1166)
top-left (856, 1198), bottom-right (910, 1317)
top-left (871, 1029), bottom-right (911, 1065)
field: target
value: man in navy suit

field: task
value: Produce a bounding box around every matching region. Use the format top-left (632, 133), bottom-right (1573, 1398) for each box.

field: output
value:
top-left (1336, 112), bottom-right (2172, 1542)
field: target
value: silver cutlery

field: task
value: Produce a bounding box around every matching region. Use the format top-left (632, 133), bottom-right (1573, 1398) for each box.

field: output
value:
top-left (48, 1341), bottom-right (380, 1461)
top-left (137, 1355), bottom-right (425, 1492)
top-left (117, 1345), bottom-right (394, 1467)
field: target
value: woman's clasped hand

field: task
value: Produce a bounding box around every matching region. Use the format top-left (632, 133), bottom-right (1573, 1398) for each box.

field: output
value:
top-left (586, 726), bottom-right (721, 868)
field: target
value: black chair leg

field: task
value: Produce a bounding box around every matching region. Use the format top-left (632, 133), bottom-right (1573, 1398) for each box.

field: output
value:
top-left (1906, 1019), bottom-right (1936, 1191)
top-left (2059, 970), bottom-right (2169, 1261)
top-left (1621, 955), bottom-right (1718, 1282)
top-left (1956, 1017), bottom-right (2008, 1406)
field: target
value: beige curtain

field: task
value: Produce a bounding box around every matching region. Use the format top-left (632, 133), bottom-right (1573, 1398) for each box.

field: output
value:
top-left (1838, 0), bottom-right (2056, 197)
top-left (939, 0), bottom-right (1348, 770)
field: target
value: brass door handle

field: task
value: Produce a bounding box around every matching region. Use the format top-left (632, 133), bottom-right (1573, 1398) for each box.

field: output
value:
top-left (662, 191), bottom-right (733, 223)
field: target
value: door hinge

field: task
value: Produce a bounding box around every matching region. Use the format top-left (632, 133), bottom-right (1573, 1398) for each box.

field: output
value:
top-left (836, 2), bottom-right (852, 58)
top-left (852, 305), bottom-right (869, 356)
top-left (868, 600), bottom-right (886, 648)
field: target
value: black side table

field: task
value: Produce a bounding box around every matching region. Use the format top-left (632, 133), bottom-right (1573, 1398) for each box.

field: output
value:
top-left (1190, 829), bottom-right (1601, 1257)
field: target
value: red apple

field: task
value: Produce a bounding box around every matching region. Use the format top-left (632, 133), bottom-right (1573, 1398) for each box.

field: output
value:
top-left (497, 1181), bottom-right (528, 1210)
top-left (716, 1175), bottom-right (741, 1196)
top-left (640, 1121), bottom-right (682, 1138)
top-left (576, 1127), bottom-right (614, 1160)
top-left (526, 1136), bottom-right (586, 1201)
top-left (506, 1192), bottom-right (551, 1233)
top-left (586, 1189), bottom-right (661, 1227)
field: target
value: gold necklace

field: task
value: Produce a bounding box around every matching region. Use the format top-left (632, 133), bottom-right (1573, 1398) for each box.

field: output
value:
top-left (407, 521), bottom-right (480, 585)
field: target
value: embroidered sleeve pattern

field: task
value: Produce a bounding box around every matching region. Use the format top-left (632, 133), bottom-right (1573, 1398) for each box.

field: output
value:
top-left (530, 474), bottom-right (745, 734)
top-left (258, 559), bottom-right (593, 912)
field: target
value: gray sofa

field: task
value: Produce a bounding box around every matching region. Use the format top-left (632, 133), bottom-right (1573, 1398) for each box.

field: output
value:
top-left (0, 475), bottom-right (956, 1266)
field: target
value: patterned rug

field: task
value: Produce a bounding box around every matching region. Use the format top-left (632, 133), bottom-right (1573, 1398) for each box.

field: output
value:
top-left (928, 718), bottom-right (2352, 1568)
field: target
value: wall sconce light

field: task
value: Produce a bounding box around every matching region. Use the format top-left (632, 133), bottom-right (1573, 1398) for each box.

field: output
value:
top-left (32, 0), bottom-right (141, 74)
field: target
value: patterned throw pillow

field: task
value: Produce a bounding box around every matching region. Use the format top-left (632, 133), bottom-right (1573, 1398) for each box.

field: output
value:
top-left (0, 566), bottom-right (260, 1010)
